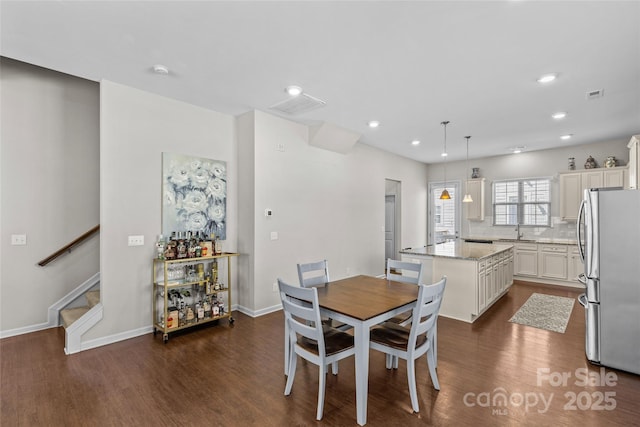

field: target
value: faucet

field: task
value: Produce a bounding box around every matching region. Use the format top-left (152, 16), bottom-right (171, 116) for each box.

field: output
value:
top-left (515, 223), bottom-right (523, 241)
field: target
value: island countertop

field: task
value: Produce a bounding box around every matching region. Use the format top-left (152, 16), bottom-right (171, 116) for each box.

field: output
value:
top-left (400, 241), bottom-right (513, 261)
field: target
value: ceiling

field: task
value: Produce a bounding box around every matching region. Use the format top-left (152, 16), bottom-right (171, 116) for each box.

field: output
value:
top-left (1, 1), bottom-right (639, 163)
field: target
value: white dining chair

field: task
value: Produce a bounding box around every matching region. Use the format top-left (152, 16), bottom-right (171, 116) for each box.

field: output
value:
top-left (297, 259), bottom-right (330, 287)
top-left (385, 258), bottom-right (424, 326)
top-left (369, 276), bottom-right (447, 413)
top-left (278, 278), bottom-right (356, 421)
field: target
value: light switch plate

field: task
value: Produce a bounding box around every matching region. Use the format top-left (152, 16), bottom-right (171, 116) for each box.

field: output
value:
top-left (11, 234), bottom-right (27, 245)
top-left (128, 235), bottom-right (144, 246)
top-left (270, 231), bottom-right (278, 240)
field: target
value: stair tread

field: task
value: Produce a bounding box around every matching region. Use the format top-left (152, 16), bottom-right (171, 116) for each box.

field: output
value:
top-left (85, 290), bottom-right (100, 307)
top-left (61, 306), bottom-right (90, 329)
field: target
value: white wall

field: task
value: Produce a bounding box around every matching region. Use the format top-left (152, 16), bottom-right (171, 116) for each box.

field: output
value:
top-left (0, 58), bottom-right (100, 334)
top-left (92, 81), bottom-right (237, 342)
top-left (427, 137), bottom-right (631, 239)
top-left (240, 110), bottom-right (429, 315)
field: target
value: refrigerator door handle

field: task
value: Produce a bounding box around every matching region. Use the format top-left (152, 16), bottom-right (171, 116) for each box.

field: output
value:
top-left (577, 199), bottom-right (586, 263)
top-left (578, 273), bottom-right (586, 287)
top-left (578, 293), bottom-right (587, 308)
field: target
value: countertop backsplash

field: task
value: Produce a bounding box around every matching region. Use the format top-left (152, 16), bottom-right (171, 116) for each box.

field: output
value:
top-left (466, 216), bottom-right (578, 243)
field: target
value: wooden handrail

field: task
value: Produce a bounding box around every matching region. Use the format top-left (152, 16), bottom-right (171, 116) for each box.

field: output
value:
top-left (37, 225), bottom-right (100, 266)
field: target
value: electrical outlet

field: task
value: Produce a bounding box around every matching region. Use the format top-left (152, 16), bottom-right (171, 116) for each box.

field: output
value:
top-left (11, 234), bottom-right (27, 245)
top-left (272, 282), bottom-right (278, 292)
top-left (128, 235), bottom-right (144, 246)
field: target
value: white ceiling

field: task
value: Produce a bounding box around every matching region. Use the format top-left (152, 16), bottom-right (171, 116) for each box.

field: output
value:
top-left (1, 1), bottom-right (639, 163)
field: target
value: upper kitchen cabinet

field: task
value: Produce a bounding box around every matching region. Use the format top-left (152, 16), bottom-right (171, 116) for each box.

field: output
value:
top-left (629, 135), bottom-right (640, 189)
top-left (465, 178), bottom-right (485, 221)
top-left (560, 167), bottom-right (628, 220)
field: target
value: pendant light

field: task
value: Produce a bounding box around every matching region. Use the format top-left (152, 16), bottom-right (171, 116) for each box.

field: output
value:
top-left (439, 121), bottom-right (451, 200)
top-left (462, 135), bottom-right (473, 203)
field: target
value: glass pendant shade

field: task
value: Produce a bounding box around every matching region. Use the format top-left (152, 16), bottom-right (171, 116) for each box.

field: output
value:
top-left (462, 193), bottom-right (473, 203)
top-left (440, 121), bottom-right (450, 200)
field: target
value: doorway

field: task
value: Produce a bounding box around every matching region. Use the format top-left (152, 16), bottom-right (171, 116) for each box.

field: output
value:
top-left (428, 181), bottom-right (461, 244)
top-left (385, 179), bottom-right (401, 266)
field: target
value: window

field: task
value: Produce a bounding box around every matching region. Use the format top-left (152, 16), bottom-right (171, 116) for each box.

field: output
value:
top-left (493, 178), bottom-right (550, 226)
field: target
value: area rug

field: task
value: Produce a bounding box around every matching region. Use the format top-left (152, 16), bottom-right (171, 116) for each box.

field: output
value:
top-left (509, 293), bottom-right (575, 333)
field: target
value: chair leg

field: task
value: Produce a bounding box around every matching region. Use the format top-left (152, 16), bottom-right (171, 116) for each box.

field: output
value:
top-left (331, 361), bottom-right (339, 375)
top-left (284, 321), bottom-right (289, 376)
top-left (407, 357), bottom-right (420, 413)
top-left (284, 353), bottom-right (297, 395)
top-left (317, 362), bottom-right (326, 420)
top-left (385, 354), bottom-right (393, 369)
top-left (427, 346), bottom-right (440, 390)
top-left (393, 355), bottom-right (399, 369)
top-left (433, 323), bottom-right (438, 368)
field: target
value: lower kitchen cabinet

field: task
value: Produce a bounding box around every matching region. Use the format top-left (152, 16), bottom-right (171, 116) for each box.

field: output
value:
top-left (538, 244), bottom-right (568, 280)
top-left (514, 243), bottom-right (538, 277)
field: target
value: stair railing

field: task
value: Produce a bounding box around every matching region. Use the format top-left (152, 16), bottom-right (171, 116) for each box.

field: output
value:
top-left (37, 225), bottom-right (100, 266)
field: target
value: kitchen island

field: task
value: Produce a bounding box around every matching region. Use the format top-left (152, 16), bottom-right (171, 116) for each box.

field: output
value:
top-left (400, 241), bottom-right (514, 322)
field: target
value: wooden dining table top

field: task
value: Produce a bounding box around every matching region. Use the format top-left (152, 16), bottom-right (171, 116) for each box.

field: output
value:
top-left (315, 275), bottom-right (419, 321)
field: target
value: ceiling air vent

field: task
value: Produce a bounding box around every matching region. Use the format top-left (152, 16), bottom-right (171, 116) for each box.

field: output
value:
top-left (269, 93), bottom-right (326, 115)
top-left (586, 89), bottom-right (604, 100)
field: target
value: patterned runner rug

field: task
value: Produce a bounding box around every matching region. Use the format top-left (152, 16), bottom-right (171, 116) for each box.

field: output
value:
top-left (509, 293), bottom-right (575, 333)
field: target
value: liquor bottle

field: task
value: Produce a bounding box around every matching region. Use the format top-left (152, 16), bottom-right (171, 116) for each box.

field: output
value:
top-left (177, 237), bottom-right (187, 259)
top-left (212, 259), bottom-right (219, 284)
top-left (156, 235), bottom-right (166, 260)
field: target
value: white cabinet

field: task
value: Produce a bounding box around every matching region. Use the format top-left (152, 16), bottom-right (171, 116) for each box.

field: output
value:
top-left (514, 242), bottom-right (538, 277)
top-left (465, 178), bottom-right (485, 221)
top-left (560, 173), bottom-right (582, 221)
top-left (538, 244), bottom-right (568, 281)
top-left (629, 135), bottom-right (640, 189)
top-left (567, 246), bottom-right (583, 283)
top-left (560, 167), bottom-right (628, 220)
top-left (603, 168), bottom-right (625, 188)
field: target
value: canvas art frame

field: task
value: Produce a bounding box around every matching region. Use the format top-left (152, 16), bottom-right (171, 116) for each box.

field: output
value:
top-left (162, 152), bottom-right (227, 240)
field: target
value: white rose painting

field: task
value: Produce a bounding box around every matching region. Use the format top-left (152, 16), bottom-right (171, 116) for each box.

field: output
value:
top-left (162, 153), bottom-right (227, 239)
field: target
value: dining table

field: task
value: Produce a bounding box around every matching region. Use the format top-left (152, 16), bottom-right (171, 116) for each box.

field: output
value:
top-left (315, 274), bottom-right (419, 426)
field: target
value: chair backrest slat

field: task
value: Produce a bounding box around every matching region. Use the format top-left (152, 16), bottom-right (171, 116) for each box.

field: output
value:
top-left (297, 260), bottom-right (330, 288)
top-left (386, 259), bottom-right (424, 285)
top-left (279, 278), bottom-right (325, 350)
top-left (408, 277), bottom-right (447, 347)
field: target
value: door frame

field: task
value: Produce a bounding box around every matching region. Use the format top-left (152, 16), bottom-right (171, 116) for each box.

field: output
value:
top-left (385, 179), bottom-right (402, 261)
top-left (428, 180), bottom-right (461, 245)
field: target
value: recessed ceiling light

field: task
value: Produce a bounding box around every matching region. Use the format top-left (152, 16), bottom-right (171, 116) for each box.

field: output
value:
top-left (561, 134), bottom-right (573, 140)
top-left (285, 85), bottom-right (303, 96)
top-left (153, 64), bottom-right (169, 75)
top-left (537, 73), bottom-right (557, 84)
top-left (511, 146), bottom-right (525, 154)
top-left (411, 140), bottom-right (421, 146)
top-left (441, 152), bottom-right (448, 157)
top-left (552, 112), bottom-right (567, 120)
top-left (368, 120), bottom-right (380, 128)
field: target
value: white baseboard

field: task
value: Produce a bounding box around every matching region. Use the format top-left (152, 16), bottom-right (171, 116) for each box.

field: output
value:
top-left (235, 303), bottom-right (282, 318)
top-left (0, 322), bottom-right (53, 339)
top-left (75, 324), bottom-right (153, 354)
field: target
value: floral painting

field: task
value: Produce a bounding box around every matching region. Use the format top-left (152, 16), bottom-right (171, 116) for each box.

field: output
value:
top-left (162, 153), bottom-right (226, 239)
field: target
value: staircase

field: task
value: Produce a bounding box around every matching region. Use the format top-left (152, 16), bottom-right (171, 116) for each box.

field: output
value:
top-left (61, 290), bottom-right (100, 329)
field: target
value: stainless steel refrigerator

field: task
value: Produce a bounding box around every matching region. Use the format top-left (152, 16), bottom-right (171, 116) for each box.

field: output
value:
top-left (577, 188), bottom-right (640, 375)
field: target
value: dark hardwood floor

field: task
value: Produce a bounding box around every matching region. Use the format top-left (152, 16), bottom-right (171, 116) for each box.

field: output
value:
top-left (2, 281), bottom-right (639, 426)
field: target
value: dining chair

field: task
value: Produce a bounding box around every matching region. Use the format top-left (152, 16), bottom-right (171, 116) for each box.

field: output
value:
top-left (369, 276), bottom-right (447, 414)
top-left (385, 258), bottom-right (424, 326)
top-left (278, 279), bottom-right (356, 421)
top-left (296, 260), bottom-right (352, 376)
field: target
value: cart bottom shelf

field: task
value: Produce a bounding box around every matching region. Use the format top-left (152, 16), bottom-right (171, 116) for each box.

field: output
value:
top-left (153, 314), bottom-right (234, 343)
